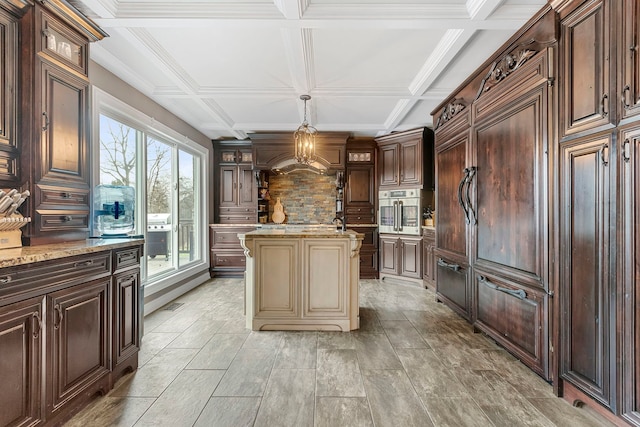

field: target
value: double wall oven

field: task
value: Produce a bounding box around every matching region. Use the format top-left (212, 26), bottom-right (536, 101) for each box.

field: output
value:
top-left (378, 188), bottom-right (422, 236)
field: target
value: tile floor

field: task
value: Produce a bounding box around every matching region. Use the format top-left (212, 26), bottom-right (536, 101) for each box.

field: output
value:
top-left (66, 278), bottom-right (616, 427)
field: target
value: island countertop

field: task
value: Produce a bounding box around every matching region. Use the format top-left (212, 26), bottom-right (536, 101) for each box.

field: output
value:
top-left (238, 228), bottom-right (363, 239)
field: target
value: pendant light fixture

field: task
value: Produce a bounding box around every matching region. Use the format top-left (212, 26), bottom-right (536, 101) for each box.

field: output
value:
top-left (294, 94), bottom-right (317, 164)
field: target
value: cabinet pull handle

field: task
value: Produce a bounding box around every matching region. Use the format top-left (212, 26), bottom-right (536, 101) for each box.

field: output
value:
top-left (601, 93), bottom-right (609, 117)
top-left (239, 183), bottom-right (242, 189)
top-left (0, 275), bottom-right (12, 284)
top-left (437, 258), bottom-right (460, 272)
top-left (457, 169), bottom-right (469, 222)
top-left (73, 259), bottom-right (94, 268)
top-left (623, 85), bottom-right (631, 109)
top-left (42, 112), bottom-right (49, 131)
top-left (32, 312), bottom-right (42, 339)
top-left (623, 139), bottom-right (631, 163)
top-left (600, 144), bottom-right (609, 167)
top-left (464, 167), bottom-right (477, 225)
top-left (54, 304), bottom-right (63, 330)
top-left (479, 275), bottom-right (527, 300)
top-left (61, 192), bottom-right (71, 198)
top-left (63, 215), bottom-right (73, 222)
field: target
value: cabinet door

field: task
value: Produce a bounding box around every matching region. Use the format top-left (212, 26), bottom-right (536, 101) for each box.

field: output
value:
top-left (345, 165), bottom-right (374, 207)
top-left (47, 279), bottom-right (110, 417)
top-left (399, 139), bottom-right (422, 186)
top-left (379, 144), bottom-right (398, 187)
top-left (113, 271), bottom-right (140, 368)
top-left (400, 236), bottom-right (422, 278)
top-left (560, 0), bottom-right (613, 137)
top-left (435, 133), bottom-right (468, 259)
top-left (39, 61), bottom-right (89, 186)
top-left (0, 9), bottom-right (19, 183)
top-left (619, 125), bottom-right (640, 421)
top-left (379, 236), bottom-right (399, 275)
top-left (621, 0), bottom-right (640, 120)
top-left (0, 297), bottom-right (43, 427)
top-left (219, 165), bottom-right (237, 207)
top-left (423, 232), bottom-right (435, 286)
top-left (559, 134), bottom-right (612, 408)
top-left (474, 85), bottom-right (547, 285)
top-left (238, 165), bottom-right (256, 207)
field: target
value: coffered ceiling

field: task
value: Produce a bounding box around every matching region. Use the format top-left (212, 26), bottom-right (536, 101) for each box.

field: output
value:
top-left (73, 0), bottom-right (547, 139)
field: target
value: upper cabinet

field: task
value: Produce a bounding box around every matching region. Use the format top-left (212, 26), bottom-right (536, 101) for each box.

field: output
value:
top-left (558, 0), bottom-right (614, 137)
top-left (344, 139), bottom-right (376, 224)
top-left (17, 0), bottom-right (107, 245)
top-left (375, 127), bottom-right (434, 190)
top-left (621, 0), bottom-right (640, 121)
top-left (0, 2), bottom-right (29, 184)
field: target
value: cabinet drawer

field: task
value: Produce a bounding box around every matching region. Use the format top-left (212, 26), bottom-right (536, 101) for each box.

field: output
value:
top-left (211, 227), bottom-right (254, 248)
top-left (436, 257), bottom-right (470, 320)
top-left (38, 185), bottom-right (90, 208)
top-left (219, 207), bottom-right (254, 215)
top-left (345, 214), bottom-right (375, 224)
top-left (474, 272), bottom-right (547, 378)
top-left (345, 207), bottom-right (374, 215)
top-left (36, 210), bottom-right (89, 231)
top-left (0, 252), bottom-right (111, 305)
top-left (219, 215), bottom-right (256, 224)
top-left (213, 251), bottom-right (247, 268)
top-left (113, 247), bottom-right (142, 272)
top-left (39, 9), bottom-right (88, 75)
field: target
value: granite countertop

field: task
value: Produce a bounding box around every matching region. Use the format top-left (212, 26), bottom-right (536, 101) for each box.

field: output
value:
top-left (239, 228), bottom-right (363, 239)
top-left (210, 223), bottom-right (378, 228)
top-left (0, 238), bottom-right (145, 268)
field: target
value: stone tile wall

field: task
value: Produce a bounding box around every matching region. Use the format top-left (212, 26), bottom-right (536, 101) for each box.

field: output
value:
top-left (267, 172), bottom-right (337, 223)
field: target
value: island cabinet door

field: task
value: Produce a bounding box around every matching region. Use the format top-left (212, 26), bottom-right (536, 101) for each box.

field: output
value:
top-left (302, 239), bottom-right (349, 318)
top-left (254, 240), bottom-right (300, 318)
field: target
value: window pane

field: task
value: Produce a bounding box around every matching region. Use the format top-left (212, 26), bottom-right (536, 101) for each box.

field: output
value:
top-left (178, 150), bottom-right (198, 266)
top-left (99, 115), bottom-right (136, 186)
top-left (147, 137), bottom-right (174, 277)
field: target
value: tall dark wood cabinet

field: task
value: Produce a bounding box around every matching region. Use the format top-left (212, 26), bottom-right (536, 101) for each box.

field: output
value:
top-left (433, 6), bottom-right (556, 380)
top-left (19, 0), bottom-right (107, 245)
top-left (376, 127), bottom-right (433, 190)
top-left (434, 111), bottom-right (471, 319)
top-left (0, 2), bottom-right (27, 184)
top-left (345, 139), bottom-right (377, 278)
top-left (214, 142), bottom-right (256, 224)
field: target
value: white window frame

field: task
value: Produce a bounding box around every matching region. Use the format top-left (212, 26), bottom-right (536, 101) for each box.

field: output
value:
top-left (91, 87), bottom-right (209, 293)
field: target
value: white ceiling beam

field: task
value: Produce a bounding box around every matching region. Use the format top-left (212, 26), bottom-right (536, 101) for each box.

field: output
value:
top-left (382, 29), bottom-right (476, 131)
top-left (121, 27), bottom-right (247, 139)
top-left (466, 0), bottom-right (505, 20)
top-left (273, 0), bottom-right (310, 19)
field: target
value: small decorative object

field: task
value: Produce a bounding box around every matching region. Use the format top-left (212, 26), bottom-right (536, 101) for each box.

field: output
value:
top-left (0, 188), bottom-right (31, 249)
top-left (272, 197), bottom-right (285, 224)
top-left (423, 206), bottom-right (434, 227)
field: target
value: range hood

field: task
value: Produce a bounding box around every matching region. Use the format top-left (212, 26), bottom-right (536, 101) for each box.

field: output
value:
top-left (249, 132), bottom-right (349, 174)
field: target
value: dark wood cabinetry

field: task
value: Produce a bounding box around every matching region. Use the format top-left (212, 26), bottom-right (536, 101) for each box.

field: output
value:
top-left (0, 3), bottom-right (25, 183)
top-left (355, 226), bottom-right (378, 279)
top-left (620, 0), bottom-right (640, 121)
top-left (18, 1), bottom-right (106, 245)
top-left (0, 242), bottom-right (142, 426)
top-left (0, 296), bottom-right (42, 427)
top-left (375, 127), bottom-right (434, 190)
top-left (422, 228), bottom-right (435, 287)
top-left (379, 235), bottom-right (422, 282)
top-left (215, 143), bottom-right (256, 224)
top-left (209, 225), bottom-right (256, 277)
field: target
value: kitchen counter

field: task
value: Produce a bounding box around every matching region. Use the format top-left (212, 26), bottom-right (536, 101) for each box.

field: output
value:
top-left (239, 228), bottom-right (363, 331)
top-left (0, 238), bottom-right (145, 268)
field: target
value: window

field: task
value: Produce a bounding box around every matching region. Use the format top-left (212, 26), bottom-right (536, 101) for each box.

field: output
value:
top-left (92, 88), bottom-right (208, 291)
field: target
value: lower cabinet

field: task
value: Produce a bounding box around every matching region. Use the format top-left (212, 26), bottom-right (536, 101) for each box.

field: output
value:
top-left (210, 225), bottom-right (256, 277)
top-left (353, 226), bottom-right (378, 279)
top-left (422, 228), bottom-right (435, 287)
top-left (435, 254), bottom-right (470, 320)
top-left (0, 297), bottom-right (43, 427)
top-left (379, 235), bottom-right (423, 284)
top-left (0, 242), bottom-right (142, 426)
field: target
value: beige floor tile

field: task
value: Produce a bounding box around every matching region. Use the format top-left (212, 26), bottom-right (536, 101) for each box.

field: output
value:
top-left (423, 397), bottom-right (494, 427)
top-left (253, 368), bottom-right (316, 427)
top-left (194, 397), bottom-right (261, 427)
top-left (316, 349), bottom-right (365, 397)
top-left (353, 333), bottom-right (402, 370)
top-left (274, 331), bottom-right (318, 369)
top-left (380, 319), bottom-right (429, 349)
top-left (185, 333), bottom-right (247, 370)
top-left (315, 397), bottom-right (373, 427)
top-left (212, 348), bottom-right (276, 396)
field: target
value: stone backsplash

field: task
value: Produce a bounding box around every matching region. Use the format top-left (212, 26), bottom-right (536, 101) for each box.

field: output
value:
top-left (267, 172), bottom-right (337, 224)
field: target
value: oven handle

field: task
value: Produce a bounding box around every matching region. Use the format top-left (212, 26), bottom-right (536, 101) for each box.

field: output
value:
top-left (392, 201), bottom-right (397, 231)
top-left (398, 200), bottom-right (403, 232)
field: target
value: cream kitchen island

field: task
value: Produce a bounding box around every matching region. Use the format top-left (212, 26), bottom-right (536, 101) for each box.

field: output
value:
top-left (239, 227), bottom-right (363, 331)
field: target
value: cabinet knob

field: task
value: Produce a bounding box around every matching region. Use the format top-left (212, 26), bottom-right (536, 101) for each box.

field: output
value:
top-left (0, 275), bottom-right (12, 284)
top-left (63, 215), bottom-right (73, 222)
